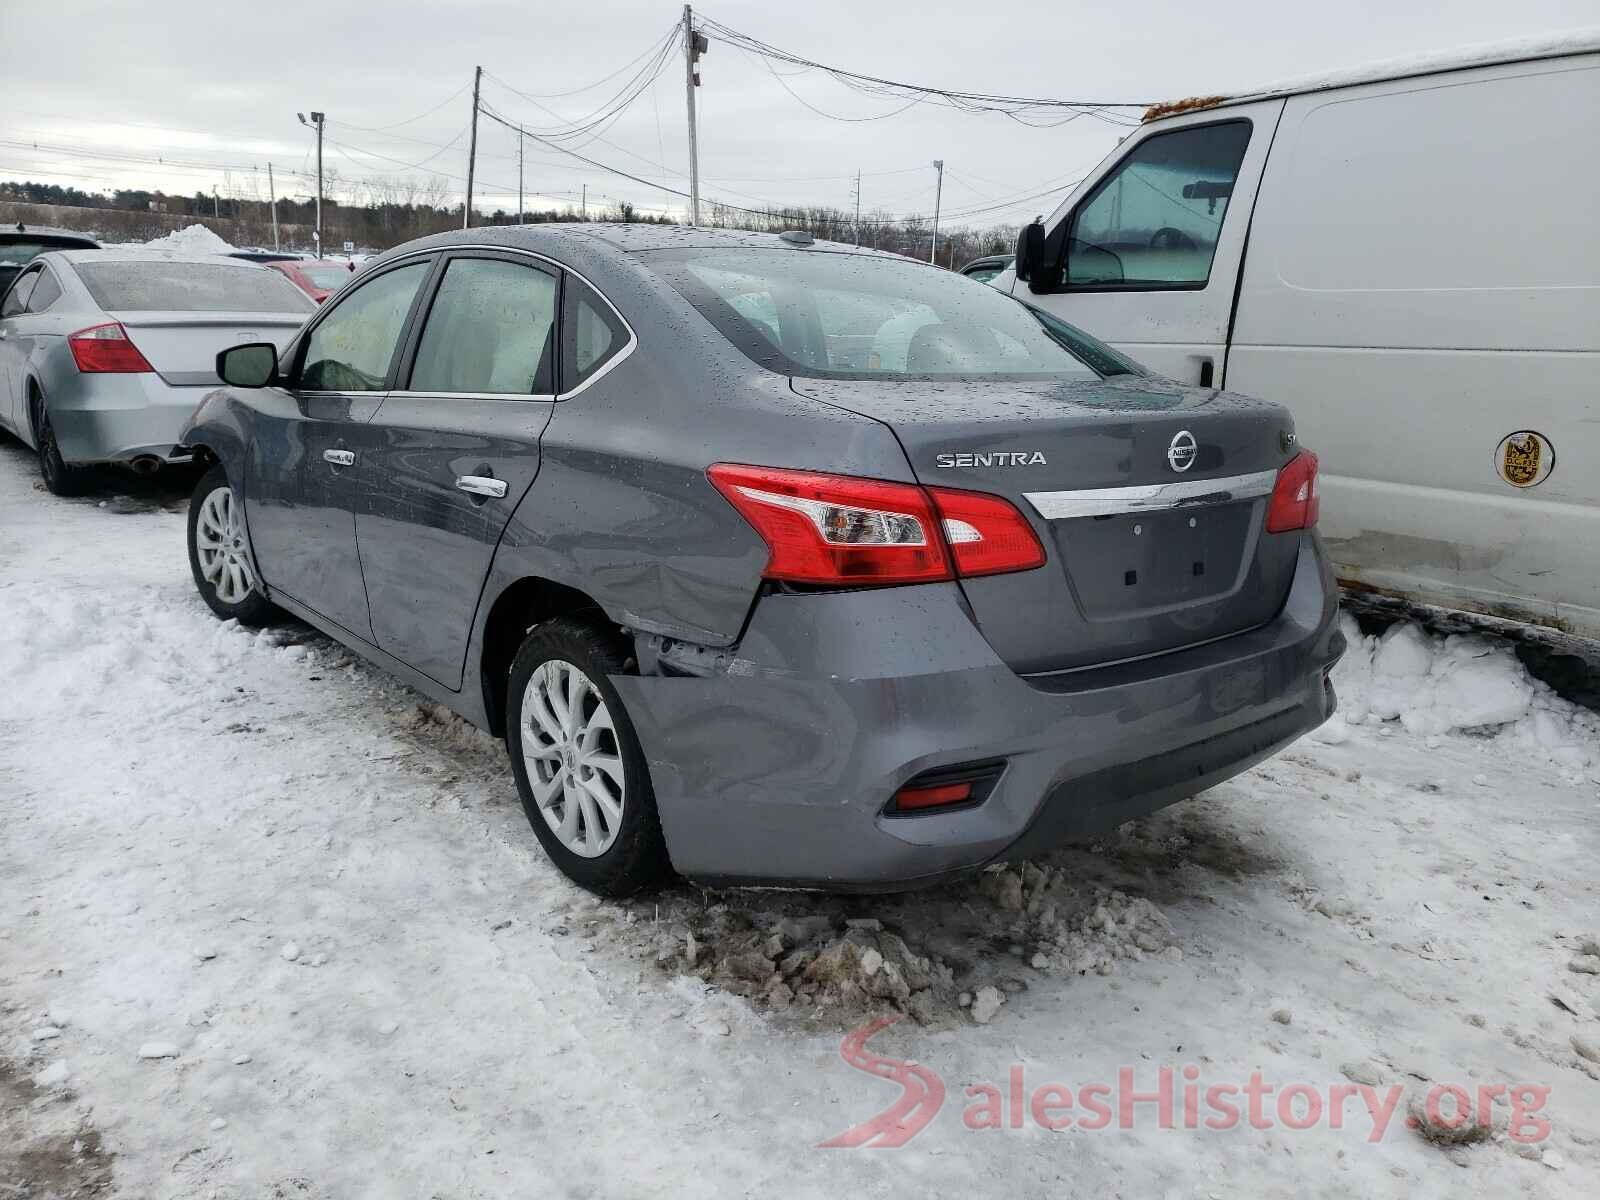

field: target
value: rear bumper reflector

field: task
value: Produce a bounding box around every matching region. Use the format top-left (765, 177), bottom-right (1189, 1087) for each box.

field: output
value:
top-left (886, 760), bottom-right (1005, 816)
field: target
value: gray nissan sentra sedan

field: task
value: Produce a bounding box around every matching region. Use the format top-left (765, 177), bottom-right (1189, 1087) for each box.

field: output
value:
top-left (179, 223), bottom-right (1343, 896)
top-left (0, 249), bottom-right (313, 494)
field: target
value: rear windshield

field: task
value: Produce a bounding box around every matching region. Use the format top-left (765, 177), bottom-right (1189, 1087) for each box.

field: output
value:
top-left (302, 266), bottom-right (353, 290)
top-left (0, 241), bottom-right (80, 269)
top-left (646, 247), bottom-right (1132, 381)
top-left (76, 261), bottom-right (316, 313)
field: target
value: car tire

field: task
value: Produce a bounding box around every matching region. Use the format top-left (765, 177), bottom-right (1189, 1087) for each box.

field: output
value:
top-left (505, 617), bottom-right (671, 897)
top-left (187, 463), bottom-right (279, 626)
top-left (34, 404), bottom-right (92, 497)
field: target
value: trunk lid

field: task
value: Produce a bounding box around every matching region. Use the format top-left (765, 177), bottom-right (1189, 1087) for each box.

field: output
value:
top-left (108, 312), bottom-right (306, 387)
top-left (790, 374), bottom-right (1301, 674)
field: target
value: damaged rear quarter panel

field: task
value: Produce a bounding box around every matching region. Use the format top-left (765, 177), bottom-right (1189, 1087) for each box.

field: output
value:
top-left (483, 273), bottom-right (918, 649)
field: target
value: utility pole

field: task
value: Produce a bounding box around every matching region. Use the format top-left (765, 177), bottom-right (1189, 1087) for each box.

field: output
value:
top-left (683, 6), bottom-right (707, 226)
top-left (464, 66), bottom-right (482, 229)
top-left (212, 186), bottom-right (220, 219)
top-left (516, 125), bottom-right (524, 224)
top-left (930, 159), bottom-right (944, 265)
top-left (581, 183), bottom-right (587, 220)
top-left (297, 111), bottom-right (325, 257)
top-left (267, 162), bottom-right (280, 250)
top-left (853, 169), bottom-right (861, 247)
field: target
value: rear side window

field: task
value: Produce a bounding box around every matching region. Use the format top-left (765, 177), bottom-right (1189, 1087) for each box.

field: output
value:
top-left (560, 275), bottom-right (627, 393)
top-left (76, 261), bottom-right (316, 313)
top-left (300, 260), bottom-right (430, 391)
top-left (27, 269), bottom-right (62, 312)
top-left (1066, 120), bottom-right (1251, 289)
top-left (409, 257), bottom-right (558, 395)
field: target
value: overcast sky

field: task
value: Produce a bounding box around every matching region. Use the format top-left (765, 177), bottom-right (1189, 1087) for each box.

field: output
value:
top-left (1, 0), bottom-right (1593, 227)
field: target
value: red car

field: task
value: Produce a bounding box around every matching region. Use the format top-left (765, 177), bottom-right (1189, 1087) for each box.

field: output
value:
top-left (263, 258), bottom-right (356, 304)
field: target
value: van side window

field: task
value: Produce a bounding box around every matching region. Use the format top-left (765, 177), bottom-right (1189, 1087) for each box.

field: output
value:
top-left (1066, 121), bottom-right (1251, 290)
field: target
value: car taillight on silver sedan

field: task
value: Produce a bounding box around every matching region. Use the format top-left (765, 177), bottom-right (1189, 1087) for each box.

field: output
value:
top-left (707, 463), bottom-right (1045, 586)
top-left (67, 322), bottom-right (153, 374)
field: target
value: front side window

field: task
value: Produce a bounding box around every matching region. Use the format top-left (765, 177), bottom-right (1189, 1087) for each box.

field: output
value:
top-left (1066, 121), bottom-right (1251, 289)
top-left (560, 275), bottom-right (627, 393)
top-left (648, 248), bottom-right (1114, 381)
top-left (27, 268), bottom-right (62, 312)
top-left (409, 257), bottom-right (557, 395)
top-left (300, 260), bottom-right (430, 392)
top-left (1, 269), bottom-right (38, 318)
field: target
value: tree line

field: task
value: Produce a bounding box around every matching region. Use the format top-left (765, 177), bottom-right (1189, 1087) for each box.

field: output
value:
top-left (1, 176), bottom-right (1013, 267)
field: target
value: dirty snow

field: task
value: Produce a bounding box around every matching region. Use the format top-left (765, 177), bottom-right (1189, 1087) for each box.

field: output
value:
top-left (2, 441), bottom-right (1600, 1198)
top-left (141, 223), bottom-right (236, 254)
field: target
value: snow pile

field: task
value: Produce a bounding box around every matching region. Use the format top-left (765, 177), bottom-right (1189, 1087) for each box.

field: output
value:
top-left (1328, 613), bottom-right (1600, 778)
top-left (0, 582), bottom-right (315, 723)
top-left (976, 865), bottom-right (1181, 977)
top-left (588, 858), bottom-right (1184, 1029)
top-left (142, 223), bottom-right (235, 254)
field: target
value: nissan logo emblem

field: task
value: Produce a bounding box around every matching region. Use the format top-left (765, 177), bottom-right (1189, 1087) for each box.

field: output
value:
top-left (1167, 430), bottom-right (1198, 473)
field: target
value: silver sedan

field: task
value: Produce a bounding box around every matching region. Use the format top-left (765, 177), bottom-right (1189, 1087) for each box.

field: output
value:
top-left (0, 249), bottom-right (314, 494)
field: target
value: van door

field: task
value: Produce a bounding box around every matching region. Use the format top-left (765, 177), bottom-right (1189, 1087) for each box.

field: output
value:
top-left (1014, 101), bottom-right (1283, 387)
top-left (1226, 55), bottom-right (1600, 638)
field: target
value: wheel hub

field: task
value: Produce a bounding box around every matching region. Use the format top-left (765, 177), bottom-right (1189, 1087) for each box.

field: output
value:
top-left (520, 659), bottom-right (626, 859)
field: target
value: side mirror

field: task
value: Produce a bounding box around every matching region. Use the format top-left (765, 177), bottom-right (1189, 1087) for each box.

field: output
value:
top-left (1014, 222), bottom-right (1045, 282)
top-left (217, 342), bottom-right (279, 388)
top-left (1016, 221), bottom-right (1063, 294)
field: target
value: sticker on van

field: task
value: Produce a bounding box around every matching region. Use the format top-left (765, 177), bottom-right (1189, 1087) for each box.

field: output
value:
top-left (1494, 431), bottom-right (1553, 489)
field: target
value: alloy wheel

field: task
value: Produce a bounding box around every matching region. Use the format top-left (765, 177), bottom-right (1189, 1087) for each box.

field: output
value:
top-left (519, 658), bottom-right (626, 858)
top-left (194, 485), bottom-right (256, 605)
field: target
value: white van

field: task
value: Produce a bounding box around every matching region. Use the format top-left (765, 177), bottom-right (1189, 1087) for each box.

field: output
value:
top-left (1006, 32), bottom-right (1599, 640)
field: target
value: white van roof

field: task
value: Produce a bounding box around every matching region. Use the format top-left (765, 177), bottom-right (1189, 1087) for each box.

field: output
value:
top-left (1145, 27), bottom-right (1600, 122)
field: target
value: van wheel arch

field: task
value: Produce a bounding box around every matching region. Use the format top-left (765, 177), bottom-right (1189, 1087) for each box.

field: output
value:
top-left (480, 577), bottom-right (624, 737)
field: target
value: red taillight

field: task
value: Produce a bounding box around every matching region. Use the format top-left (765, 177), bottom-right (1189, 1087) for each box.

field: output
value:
top-left (928, 485), bottom-right (1047, 577)
top-left (707, 464), bottom-right (949, 584)
top-left (1266, 451), bottom-right (1319, 533)
top-left (707, 464), bottom-right (1046, 587)
top-left (68, 322), bottom-right (153, 373)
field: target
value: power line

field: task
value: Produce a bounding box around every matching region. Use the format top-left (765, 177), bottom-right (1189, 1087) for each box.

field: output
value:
top-left (696, 13), bottom-right (1149, 125)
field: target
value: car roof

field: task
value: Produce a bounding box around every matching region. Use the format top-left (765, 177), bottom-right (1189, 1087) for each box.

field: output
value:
top-left (1145, 27), bottom-right (1600, 121)
top-left (364, 222), bottom-right (928, 277)
top-left (2, 225), bottom-right (100, 246)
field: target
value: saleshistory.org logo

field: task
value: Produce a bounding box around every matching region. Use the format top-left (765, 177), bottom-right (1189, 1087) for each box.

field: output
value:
top-left (820, 1017), bottom-right (1554, 1148)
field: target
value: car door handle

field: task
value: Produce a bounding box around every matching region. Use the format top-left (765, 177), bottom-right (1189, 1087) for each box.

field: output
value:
top-left (455, 475), bottom-right (508, 499)
top-left (323, 449), bottom-right (355, 467)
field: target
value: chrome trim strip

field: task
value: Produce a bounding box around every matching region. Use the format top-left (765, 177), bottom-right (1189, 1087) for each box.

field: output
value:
top-left (1024, 469), bottom-right (1277, 520)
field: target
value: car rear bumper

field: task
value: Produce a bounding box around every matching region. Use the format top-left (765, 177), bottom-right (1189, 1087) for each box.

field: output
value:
top-left (612, 532), bottom-right (1343, 890)
top-left (47, 374), bottom-right (207, 464)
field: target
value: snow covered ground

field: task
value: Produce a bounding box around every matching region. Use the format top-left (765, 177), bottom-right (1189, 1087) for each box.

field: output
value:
top-left (2, 438), bottom-right (1599, 1199)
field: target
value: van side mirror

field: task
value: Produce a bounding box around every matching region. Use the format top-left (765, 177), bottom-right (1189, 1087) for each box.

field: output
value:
top-left (1015, 221), bottom-right (1062, 294)
top-left (217, 343), bottom-right (279, 388)
top-left (1014, 222), bottom-right (1045, 282)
